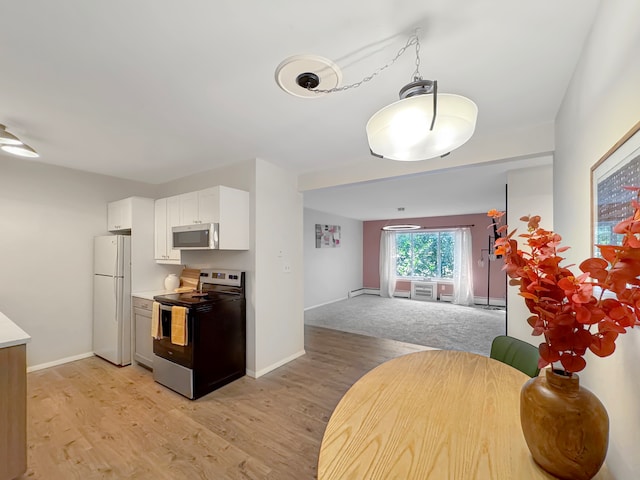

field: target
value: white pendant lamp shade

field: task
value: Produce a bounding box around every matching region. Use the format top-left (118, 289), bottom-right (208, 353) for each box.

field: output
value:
top-left (1, 143), bottom-right (39, 158)
top-left (0, 124), bottom-right (39, 157)
top-left (366, 93), bottom-right (477, 161)
top-left (0, 124), bottom-right (23, 145)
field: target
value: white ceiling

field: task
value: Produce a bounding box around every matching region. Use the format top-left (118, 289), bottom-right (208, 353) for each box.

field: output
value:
top-left (0, 1), bottom-right (599, 218)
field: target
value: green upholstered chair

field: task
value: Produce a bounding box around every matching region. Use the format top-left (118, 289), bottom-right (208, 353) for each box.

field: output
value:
top-left (490, 335), bottom-right (540, 378)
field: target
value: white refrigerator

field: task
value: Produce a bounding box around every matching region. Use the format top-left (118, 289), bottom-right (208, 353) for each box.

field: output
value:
top-left (93, 235), bottom-right (132, 366)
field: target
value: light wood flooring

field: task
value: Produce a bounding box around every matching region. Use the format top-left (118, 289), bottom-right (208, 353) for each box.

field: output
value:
top-left (18, 326), bottom-right (428, 480)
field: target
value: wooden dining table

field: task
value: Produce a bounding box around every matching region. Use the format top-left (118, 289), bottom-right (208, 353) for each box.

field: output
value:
top-left (317, 350), bottom-right (612, 480)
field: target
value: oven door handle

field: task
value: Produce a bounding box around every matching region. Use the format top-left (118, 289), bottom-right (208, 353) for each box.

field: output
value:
top-left (159, 304), bottom-right (177, 312)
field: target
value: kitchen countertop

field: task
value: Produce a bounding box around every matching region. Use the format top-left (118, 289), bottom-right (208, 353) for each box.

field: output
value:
top-left (132, 290), bottom-right (175, 301)
top-left (0, 312), bottom-right (31, 349)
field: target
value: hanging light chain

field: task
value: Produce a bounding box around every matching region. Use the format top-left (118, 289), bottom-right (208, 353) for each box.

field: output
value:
top-left (307, 29), bottom-right (421, 94)
top-left (412, 33), bottom-right (422, 81)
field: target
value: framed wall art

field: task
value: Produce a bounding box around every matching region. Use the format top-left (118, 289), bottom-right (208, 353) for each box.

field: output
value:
top-left (591, 121), bottom-right (640, 255)
top-left (315, 224), bottom-right (341, 248)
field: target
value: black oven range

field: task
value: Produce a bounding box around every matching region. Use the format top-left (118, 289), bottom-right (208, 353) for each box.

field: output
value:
top-left (152, 268), bottom-right (246, 400)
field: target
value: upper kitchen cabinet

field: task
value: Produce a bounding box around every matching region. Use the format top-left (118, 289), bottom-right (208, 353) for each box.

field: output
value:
top-left (204, 186), bottom-right (249, 250)
top-left (156, 186), bottom-right (249, 253)
top-left (107, 198), bottom-right (133, 232)
top-left (105, 197), bottom-right (161, 292)
top-left (177, 187), bottom-right (227, 226)
top-left (177, 191), bottom-right (200, 225)
top-left (154, 196), bottom-right (181, 264)
top-left (107, 197), bottom-right (157, 234)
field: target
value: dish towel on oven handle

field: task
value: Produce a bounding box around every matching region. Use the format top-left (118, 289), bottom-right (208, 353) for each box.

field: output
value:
top-left (171, 306), bottom-right (188, 346)
top-left (151, 301), bottom-right (162, 340)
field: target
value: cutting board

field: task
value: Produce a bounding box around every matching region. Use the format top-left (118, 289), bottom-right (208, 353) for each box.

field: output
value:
top-left (179, 268), bottom-right (201, 290)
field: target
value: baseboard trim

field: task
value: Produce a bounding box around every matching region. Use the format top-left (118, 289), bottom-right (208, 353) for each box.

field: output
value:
top-left (28, 351), bottom-right (94, 373)
top-left (304, 297), bottom-right (348, 311)
top-left (246, 349), bottom-right (306, 378)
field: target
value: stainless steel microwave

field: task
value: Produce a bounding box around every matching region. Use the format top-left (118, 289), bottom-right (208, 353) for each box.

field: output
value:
top-left (172, 223), bottom-right (219, 250)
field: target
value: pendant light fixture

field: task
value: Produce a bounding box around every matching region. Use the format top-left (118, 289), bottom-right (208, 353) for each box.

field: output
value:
top-left (367, 79), bottom-right (477, 161)
top-left (0, 124), bottom-right (23, 146)
top-left (382, 224), bottom-right (422, 231)
top-left (0, 124), bottom-right (39, 158)
top-left (1, 143), bottom-right (40, 158)
top-left (366, 32), bottom-right (477, 161)
top-left (275, 29), bottom-right (477, 162)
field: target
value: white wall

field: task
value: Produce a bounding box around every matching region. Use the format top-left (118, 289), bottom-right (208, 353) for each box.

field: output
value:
top-left (554, 1), bottom-right (640, 478)
top-left (303, 208), bottom-right (363, 309)
top-left (0, 157), bottom-right (159, 368)
top-left (505, 164), bottom-right (553, 344)
top-left (254, 159), bottom-right (304, 376)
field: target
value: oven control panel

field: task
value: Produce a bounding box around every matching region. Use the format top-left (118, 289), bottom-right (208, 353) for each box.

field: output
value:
top-left (199, 269), bottom-right (243, 287)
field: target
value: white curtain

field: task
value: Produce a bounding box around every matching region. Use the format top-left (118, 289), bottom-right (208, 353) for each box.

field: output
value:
top-left (453, 228), bottom-right (474, 306)
top-left (379, 230), bottom-right (397, 298)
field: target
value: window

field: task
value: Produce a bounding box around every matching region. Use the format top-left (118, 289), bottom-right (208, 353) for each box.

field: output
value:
top-left (396, 231), bottom-right (455, 279)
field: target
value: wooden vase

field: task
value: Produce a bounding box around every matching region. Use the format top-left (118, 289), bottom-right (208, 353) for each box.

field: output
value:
top-left (520, 368), bottom-right (609, 480)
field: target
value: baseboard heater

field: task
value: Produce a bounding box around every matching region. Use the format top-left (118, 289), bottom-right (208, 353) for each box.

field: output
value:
top-left (439, 295), bottom-right (506, 306)
top-left (410, 281), bottom-right (437, 301)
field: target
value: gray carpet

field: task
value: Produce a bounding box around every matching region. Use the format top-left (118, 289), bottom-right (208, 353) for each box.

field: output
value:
top-left (304, 295), bottom-right (506, 357)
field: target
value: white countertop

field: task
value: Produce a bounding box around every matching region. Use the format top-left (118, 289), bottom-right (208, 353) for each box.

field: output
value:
top-left (132, 290), bottom-right (175, 301)
top-left (0, 312), bottom-right (31, 348)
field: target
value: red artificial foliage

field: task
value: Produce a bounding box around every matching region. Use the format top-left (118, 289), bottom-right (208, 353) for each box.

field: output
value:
top-left (488, 188), bottom-right (640, 373)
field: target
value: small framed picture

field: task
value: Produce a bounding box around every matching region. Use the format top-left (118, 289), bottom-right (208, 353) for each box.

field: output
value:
top-left (315, 224), bottom-right (341, 248)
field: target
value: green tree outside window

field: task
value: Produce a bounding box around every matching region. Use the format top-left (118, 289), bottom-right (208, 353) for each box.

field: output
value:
top-left (395, 231), bottom-right (454, 278)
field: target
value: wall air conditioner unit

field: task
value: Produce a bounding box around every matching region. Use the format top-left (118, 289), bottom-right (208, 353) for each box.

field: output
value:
top-left (410, 281), bottom-right (437, 302)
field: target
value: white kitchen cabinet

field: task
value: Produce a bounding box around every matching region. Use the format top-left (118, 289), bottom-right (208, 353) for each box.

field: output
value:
top-left (132, 296), bottom-right (154, 369)
top-left (107, 197), bottom-right (133, 232)
top-left (178, 191), bottom-right (200, 225)
top-left (154, 196), bottom-right (181, 264)
top-left (196, 187), bottom-right (219, 224)
top-left (104, 196), bottom-right (165, 293)
top-left (155, 185), bottom-right (249, 253)
top-left (177, 188), bottom-right (219, 225)
top-left (186, 186), bottom-right (249, 249)
top-left (215, 185), bottom-right (249, 250)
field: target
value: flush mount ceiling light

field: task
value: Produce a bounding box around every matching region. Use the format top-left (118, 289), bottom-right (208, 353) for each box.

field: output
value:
top-left (276, 29), bottom-right (477, 161)
top-left (382, 224), bottom-right (422, 231)
top-left (0, 124), bottom-right (39, 158)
